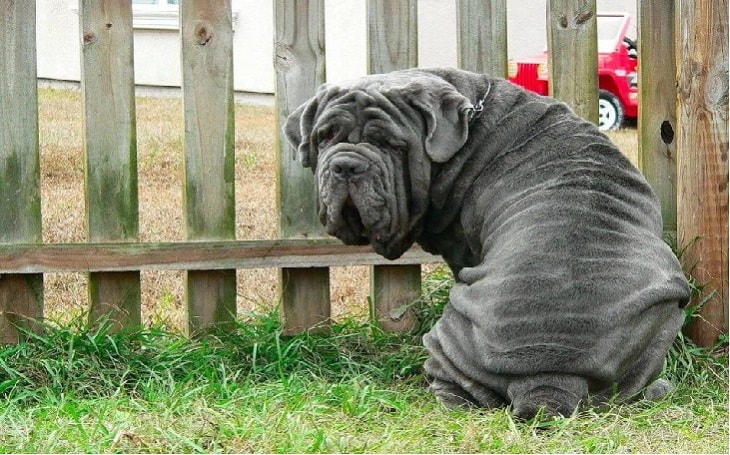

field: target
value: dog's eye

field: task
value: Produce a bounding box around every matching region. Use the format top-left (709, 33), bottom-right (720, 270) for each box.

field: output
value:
top-left (318, 128), bottom-right (337, 147)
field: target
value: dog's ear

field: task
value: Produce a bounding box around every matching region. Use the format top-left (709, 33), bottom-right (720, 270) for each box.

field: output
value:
top-left (284, 84), bottom-right (339, 168)
top-left (283, 95), bottom-right (320, 168)
top-left (409, 82), bottom-right (473, 163)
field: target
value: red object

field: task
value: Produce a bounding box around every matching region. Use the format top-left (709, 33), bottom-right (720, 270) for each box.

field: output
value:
top-left (508, 12), bottom-right (638, 130)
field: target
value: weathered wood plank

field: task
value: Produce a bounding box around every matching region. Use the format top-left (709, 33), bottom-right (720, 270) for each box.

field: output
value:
top-left (370, 264), bottom-right (421, 332)
top-left (186, 270), bottom-right (237, 335)
top-left (88, 273), bottom-right (141, 331)
top-left (637, 0), bottom-right (678, 233)
top-left (80, 0), bottom-right (141, 331)
top-left (366, 0), bottom-right (417, 73)
top-left (366, 0), bottom-right (422, 332)
top-left (0, 1), bottom-right (44, 344)
top-left (275, 0), bottom-right (326, 238)
top-left (0, 275), bottom-right (43, 344)
top-left (676, 0), bottom-right (729, 346)
top-left (274, 0), bottom-right (331, 335)
top-left (546, 0), bottom-right (598, 124)
top-left (281, 268), bottom-right (330, 335)
top-left (181, 0), bottom-right (237, 335)
top-left (456, 0), bottom-right (508, 77)
top-left (0, 241), bottom-right (440, 273)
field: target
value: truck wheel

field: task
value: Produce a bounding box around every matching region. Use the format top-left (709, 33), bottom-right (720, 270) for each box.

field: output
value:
top-left (598, 90), bottom-right (624, 131)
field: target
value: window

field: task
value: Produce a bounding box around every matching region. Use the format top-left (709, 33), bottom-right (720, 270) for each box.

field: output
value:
top-left (72, 1), bottom-right (237, 31)
top-left (131, 0), bottom-right (180, 30)
top-left (133, 0), bottom-right (179, 4)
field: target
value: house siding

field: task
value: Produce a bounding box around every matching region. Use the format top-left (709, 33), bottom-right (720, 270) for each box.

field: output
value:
top-left (36, 0), bottom-right (636, 95)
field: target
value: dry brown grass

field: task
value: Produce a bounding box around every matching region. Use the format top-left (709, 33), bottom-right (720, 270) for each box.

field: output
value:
top-left (607, 127), bottom-right (639, 167)
top-left (37, 87), bottom-right (638, 331)
top-left (39, 88), bottom-right (373, 330)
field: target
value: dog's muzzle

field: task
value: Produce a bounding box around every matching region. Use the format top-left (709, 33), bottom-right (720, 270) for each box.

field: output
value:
top-left (327, 152), bottom-right (370, 180)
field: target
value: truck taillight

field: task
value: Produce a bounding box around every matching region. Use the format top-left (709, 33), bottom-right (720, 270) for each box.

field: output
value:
top-left (628, 71), bottom-right (638, 88)
top-left (508, 61), bottom-right (518, 78)
top-left (537, 62), bottom-right (549, 80)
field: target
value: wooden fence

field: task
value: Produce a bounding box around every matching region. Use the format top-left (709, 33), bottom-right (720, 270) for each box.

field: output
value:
top-left (0, 0), bottom-right (726, 346)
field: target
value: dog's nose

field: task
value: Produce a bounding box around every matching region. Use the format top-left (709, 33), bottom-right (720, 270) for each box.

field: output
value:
top-left (330, 155), bottom-right (367, 178)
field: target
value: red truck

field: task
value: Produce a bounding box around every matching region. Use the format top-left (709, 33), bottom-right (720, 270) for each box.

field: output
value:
top-left (508, 12), bottom-right (638, 131)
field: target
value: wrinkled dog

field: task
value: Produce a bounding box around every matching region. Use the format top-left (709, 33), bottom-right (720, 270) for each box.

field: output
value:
top-left (284, 68), bottom-right (689, 420)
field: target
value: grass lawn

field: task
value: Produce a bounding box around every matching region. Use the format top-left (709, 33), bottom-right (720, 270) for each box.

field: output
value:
top-left (0, 269), bottom-right (727, 453)
top-left (0, 312), bottom-right (727, 453)
top-left (1, 88), bottom-right (725, 453)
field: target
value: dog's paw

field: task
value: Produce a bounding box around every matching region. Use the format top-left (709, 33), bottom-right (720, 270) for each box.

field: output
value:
top-left (642, 378), bottom-right (675, 401)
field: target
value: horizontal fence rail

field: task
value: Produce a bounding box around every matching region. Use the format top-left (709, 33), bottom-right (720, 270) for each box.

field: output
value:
top-left (0, 242), bottom-right (440, 274)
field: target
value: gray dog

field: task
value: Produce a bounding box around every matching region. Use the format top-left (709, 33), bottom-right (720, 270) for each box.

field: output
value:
top-left (284, 67), bottom-right (690, 420)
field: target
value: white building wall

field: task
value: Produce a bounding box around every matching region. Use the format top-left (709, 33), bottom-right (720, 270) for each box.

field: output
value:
top-left (35, 0), bottom-right (636, 95)
top-left (36, 0), bottom-right (81, 82)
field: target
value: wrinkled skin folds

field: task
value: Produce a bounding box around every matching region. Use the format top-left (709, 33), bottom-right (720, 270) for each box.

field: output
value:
top-left (284, 68), bottom-right (690, 420)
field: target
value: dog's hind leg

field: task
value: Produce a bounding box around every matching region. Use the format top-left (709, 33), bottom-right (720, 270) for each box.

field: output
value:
top-left (429, 377), bottom-right (506, 410)
top-left (507, 374), bottom-right (589, 421)
top-left (424, 351), bottom-right (506, 410)
top-left (429, 377), bottom-right (481, 409)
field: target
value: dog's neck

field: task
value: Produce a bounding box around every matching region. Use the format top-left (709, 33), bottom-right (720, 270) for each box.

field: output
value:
top-left (468, 81), bottom-right (492, 124)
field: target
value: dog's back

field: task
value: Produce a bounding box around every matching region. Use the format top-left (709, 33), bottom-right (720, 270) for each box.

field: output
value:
top-left (419, 70), bottom-right (689, 419)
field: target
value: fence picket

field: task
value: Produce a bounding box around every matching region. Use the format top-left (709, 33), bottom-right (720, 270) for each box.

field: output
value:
top-left (637, 0), bottom-right (678, 233)
top-left (180, 0), bottom-right (237, 335)
top-left (0, 1), bottom-right (43, 343)
top-left (547, 0), bottom-right (598, 124)
top-left (366, 0), bottom-right (422, 332)
top-left (80, 0), bottom-right (141, 331)
top-left (676, 0), bottom-right (729, 346)
top-left (274, 0), bottom-right (331, 335)
top-left (456, 0), bottom-right (508, 77)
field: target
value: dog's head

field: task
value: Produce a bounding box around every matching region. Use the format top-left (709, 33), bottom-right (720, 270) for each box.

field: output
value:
top-left (284, 71), bottom-right (473, 259)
